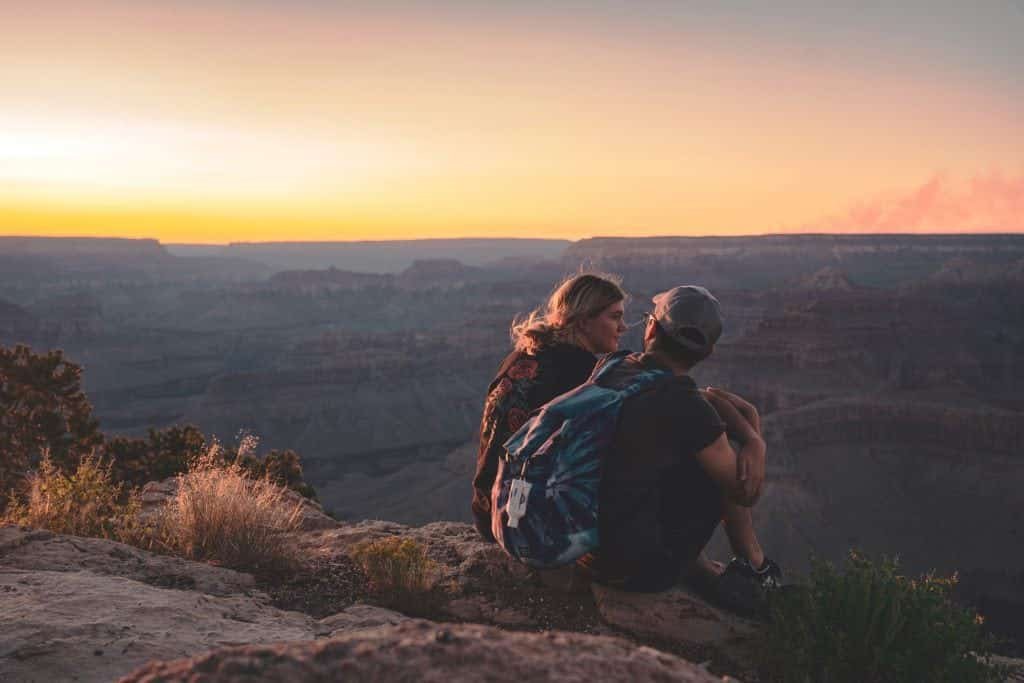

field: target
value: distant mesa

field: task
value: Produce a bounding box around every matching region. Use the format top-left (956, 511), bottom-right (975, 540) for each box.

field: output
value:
top-left (0, 235), bottom-right (169, 258)
top-left (397, 259), bottom-right (480, 289)
top-left (268, 259), bottom-right (487, 292)
top-left (0, 236), bottom-right (264, 284)
top-left (268, 267), bottom-right (390, 292)
top-left (204, 239), bottom-right (571, 274)
top-left (797, 266), bottom-right (856, 291)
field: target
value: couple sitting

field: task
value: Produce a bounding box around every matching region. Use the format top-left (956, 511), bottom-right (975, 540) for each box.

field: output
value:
top-left (471, 273), bottom-right (779, 613)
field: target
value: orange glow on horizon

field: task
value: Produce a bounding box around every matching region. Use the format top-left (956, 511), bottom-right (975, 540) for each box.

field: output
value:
top-left (2, 1), bottom-right (1021, 242)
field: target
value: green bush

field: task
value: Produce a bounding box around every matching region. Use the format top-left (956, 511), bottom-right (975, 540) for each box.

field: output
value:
top-left (235, 447), bottom-right (318, 501)
top-left (0, 345), bottom-right (102, 505)
top-left (104, 425), bottom-right (207, 488)
top-left (760, 551), bottom-right (1006, 683)
top-left (3, 453), bottom-right (138, 541)
top-left (350, 537), bottom-right (436, 609)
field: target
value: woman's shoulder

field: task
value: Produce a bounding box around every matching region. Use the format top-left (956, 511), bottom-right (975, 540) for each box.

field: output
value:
top-left (535, 341), bottom-right (595, 362)
top-left (534, 342), bottom-right (597, 380)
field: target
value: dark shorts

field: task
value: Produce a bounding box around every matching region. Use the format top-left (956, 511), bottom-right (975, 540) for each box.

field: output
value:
top-left (584, 482), bottom-right (725, 592)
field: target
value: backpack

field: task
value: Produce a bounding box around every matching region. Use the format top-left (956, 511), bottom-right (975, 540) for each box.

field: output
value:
top-left (490, 350), bottom-right (673, 568)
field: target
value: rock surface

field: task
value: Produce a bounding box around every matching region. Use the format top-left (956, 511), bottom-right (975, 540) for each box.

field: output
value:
top-left (6, 519), bottom-right (1024, 682)
top-left (293, 519), bottom-right (755, 672)
top-left (120, 620), bottom-right (732, 683)
top-left (2, 519), bottom-right (759, 681)
top-left (592, 583), bottom-right (758, 675)
top-left (0, 526), bottom-right (255, 596)
top-left (0, 524), bottom-right (403, 683)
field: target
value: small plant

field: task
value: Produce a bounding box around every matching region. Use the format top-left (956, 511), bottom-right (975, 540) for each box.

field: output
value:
top-left (3, 452), bottom-right (138, 540)
top-left (350, 537), bottom-right (437, 610)
top-left (760, 551), bottom-right (1006, 683)
top-left (154, 445), bottom-right (302, 574)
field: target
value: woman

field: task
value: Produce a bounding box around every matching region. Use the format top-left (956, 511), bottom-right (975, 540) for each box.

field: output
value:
top-left (472, 273), bottom-right (628, 541)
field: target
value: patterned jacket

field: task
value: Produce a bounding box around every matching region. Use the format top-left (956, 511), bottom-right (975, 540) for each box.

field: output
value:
top-left (472, 343), bottom-right (597, 541)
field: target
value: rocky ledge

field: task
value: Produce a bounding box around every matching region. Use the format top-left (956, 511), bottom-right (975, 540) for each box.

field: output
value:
top-left (1, 516), bottom-right (758, 682)
top-left (4, 520), bottom-right (1021, 682)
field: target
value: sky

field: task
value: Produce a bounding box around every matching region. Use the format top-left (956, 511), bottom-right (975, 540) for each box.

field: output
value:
top-left (1, 0), bottom-right (1021, 243)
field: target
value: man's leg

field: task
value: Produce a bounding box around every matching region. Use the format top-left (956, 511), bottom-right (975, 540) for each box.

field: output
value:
top-left (722, 500), bottom-right (765, 569)
top-left (682, 500), bottom-right (769, 596)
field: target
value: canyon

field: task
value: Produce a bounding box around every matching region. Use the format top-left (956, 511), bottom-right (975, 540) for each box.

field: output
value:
top-left (1, 234), bottom-right (1022, 646)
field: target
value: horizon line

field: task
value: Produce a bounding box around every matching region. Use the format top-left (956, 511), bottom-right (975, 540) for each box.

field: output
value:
top-left (2, 231), bottom-right (1023, 247)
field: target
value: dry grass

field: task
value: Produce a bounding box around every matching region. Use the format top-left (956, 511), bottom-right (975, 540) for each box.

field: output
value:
top-left (153, 445), bottom-right (303, 574)
top-left (2, 442), bottom-right (304, 575)
top-left (3, 452), bottom-right (137, 540)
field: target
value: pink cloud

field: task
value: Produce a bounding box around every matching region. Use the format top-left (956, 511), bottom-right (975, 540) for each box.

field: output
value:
top-left (806, 170), bottom-right (1024, 233)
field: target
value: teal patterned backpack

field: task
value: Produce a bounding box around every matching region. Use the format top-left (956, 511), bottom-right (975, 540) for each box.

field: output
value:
top-left (491, 351), bottom-right (672, 568)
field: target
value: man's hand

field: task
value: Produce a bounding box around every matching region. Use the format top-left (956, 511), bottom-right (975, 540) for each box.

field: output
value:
top-left (694, 432), bottom-right (766, 506)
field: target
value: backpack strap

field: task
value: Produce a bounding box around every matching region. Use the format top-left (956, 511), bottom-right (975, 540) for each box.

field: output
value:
top-left (591, 350), bottom-right (633, 382)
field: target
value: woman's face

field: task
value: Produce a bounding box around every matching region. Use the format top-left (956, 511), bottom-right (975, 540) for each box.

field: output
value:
top-left (577, 300), bottom-right (627, 354)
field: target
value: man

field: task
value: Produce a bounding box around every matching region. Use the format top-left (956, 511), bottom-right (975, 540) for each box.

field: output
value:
top-left (582, 285), bottom-right (779, 611)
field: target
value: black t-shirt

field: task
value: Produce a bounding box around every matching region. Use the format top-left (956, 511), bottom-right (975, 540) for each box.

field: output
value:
top-left (595, 353), bottom-right (726, 588)
top-left (471, 343), bottom-right (598, 541)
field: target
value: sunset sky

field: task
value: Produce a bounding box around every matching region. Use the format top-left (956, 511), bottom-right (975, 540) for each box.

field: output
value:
top-left (2, 0), bottom-right (1021, 243)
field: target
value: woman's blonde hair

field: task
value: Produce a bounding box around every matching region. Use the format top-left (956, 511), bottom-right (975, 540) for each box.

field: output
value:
top-left (511, 273), bottom-right (626, 354)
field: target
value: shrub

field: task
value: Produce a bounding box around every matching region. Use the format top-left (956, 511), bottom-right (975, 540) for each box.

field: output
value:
top-left (3, 453), bottom-right (138, 540)
top-left (350, 537), bottom-right (436, 609)
top-left (234, 446), bottom-right (318, 501)
top-left (0, 345), bottom-right (102, 505)
top-left (104, 425), bottom-right (207, 488)
top-left (154, 447), bottom-right (302, 574)
top-left (760, 551), bottom-right (1007, 683)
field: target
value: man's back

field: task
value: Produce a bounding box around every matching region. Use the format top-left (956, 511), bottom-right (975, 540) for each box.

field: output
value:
top-left (594, 353), bottom-right (725, 591)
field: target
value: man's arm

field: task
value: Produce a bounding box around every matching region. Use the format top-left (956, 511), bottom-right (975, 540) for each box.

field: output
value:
top-left (696, 387), bottom-right (766, 506)
top-left (694, 432), bottom-right (766, 507)
top-left (706, 387), bottom-right (760, 436)
top-left (702, 389), bottom-right (766, 502)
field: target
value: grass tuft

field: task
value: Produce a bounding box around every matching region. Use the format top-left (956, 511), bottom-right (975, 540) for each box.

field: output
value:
top-left (153, 445), bottom-right (303, 574)
top-left (350, 536), bottom-right (437, 612)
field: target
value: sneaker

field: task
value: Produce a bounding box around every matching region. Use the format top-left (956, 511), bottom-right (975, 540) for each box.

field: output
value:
top-left (712, 557), bottom-right (782, 617)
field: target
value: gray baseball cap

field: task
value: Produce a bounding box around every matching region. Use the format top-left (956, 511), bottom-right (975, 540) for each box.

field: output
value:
top-left (650, 285), bottom-right (723, 354)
